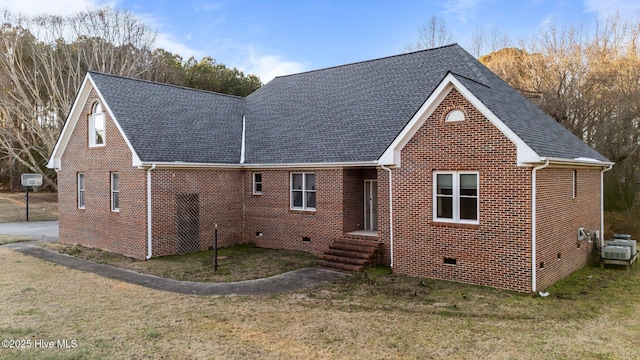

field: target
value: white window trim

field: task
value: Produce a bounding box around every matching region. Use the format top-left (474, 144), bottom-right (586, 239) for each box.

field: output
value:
top-left (290, 172), bottom-right (316, 211)
top-left (445, 109), bottom-right (465, 122)
top-left (253, 172), bottom-right (262, 195)
top-left (111, 172), bottom-right (120, 212)
top-left (77, 173), bottom-right (85, 209)
top-left (433, 171), bottom-right (479, 224)
top-left (88, 103), bottom-right (105, 148)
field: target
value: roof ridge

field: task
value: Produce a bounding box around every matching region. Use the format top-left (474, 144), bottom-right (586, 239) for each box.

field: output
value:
top-left (272, 43), bottom-right (461, 80)
top-left (452, 46), bottom-right (490, 86)
top-left (87, 71), bottom-right (246, 100)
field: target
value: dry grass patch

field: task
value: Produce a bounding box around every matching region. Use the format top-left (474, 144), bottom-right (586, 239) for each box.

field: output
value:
top-left (0, 192), bottom-right (58, 223)
top-left (41, 242), bottom-right (317, 282)
top-left (1, 247), bottom-right (639, 359)
top-left (0, 235), bottom-right (33, 245)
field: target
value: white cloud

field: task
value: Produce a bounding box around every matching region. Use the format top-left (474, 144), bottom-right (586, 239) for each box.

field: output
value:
top-left (240, 49), bottom-right (308, 83)
top-left (196, 2), bottom-right (224, 12)
top-left (443, 0), bottom-right (481, 22)
top-left (0, 0), bottom-right (112, 16)
top-left (584, 0), bottom-right (640, 17)
top-left (155, 32), bottom-right (205, 60)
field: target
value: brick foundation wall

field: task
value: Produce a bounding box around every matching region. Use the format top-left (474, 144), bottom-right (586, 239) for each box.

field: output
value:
top-left (242, 169), bottom-right (345, 254)
top-left (535, 168), bottom-right (600, 290)
top-left (390, 88), bottom-right (534, 292)
top-left (58, 91), bottom-right (147, 259)
top-left (150, 169), bottom-right (244, 257)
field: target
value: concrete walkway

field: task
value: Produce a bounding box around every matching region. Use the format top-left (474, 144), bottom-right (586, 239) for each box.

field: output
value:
top-left (0, 221), bottom-right (59, 241)
top-left (0, 221), bottom-right (344, 296)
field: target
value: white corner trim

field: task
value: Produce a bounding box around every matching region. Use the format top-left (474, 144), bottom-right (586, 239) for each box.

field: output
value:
top-left (46, 73), bottom-right (143, 170)
top-left (240, 115), bottom-right (246, 164)
top-left (377, 73), bottom-right (540, 167)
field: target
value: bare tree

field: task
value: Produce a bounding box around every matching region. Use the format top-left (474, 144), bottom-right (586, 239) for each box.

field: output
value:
top-left (469, 26), bottom-right (486, 58)
top-left (0, 8), bottom-right (157, 189)
top-left (405, 16), bottom-right (455, 51)
top-left (481, 14), bottom-right (640, 209)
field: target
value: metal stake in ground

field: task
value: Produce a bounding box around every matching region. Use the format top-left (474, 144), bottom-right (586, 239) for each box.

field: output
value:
top-left (25, 186), bottom-right (29, 222)
top-left (214, 222), bottom-right (219, 272)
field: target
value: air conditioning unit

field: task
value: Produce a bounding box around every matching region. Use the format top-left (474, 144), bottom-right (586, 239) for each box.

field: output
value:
top-left (605, 239), bottom-right (637, 256)
top-left (602, 245), bottom-right (631, 260)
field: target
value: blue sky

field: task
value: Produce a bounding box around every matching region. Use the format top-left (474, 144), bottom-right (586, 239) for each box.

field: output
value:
top-left (1, 0), bottom-right (639, 82)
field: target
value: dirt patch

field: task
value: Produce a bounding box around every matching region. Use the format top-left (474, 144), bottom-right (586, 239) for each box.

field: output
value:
top-left (41, 242), bottom-right (317, 282)
top-left (0, 192), bottom-right (58, 223)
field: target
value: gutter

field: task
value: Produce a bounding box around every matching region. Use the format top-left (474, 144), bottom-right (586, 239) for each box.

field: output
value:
top-left (600, 164), bottom-right (613, 249)
top-left (136, 160), bottom-right (379, 170)
top-left (381, 165), bottom-right (394, 268)
top-left (146, 164), bottom-right (156, 260)
top-left (531, 160), bottom-right (550, 293)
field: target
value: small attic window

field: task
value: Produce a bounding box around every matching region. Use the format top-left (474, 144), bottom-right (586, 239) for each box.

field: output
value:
top-left (88, 102), bottom-right (105, 147)
top-left (445, 109), bottom-right (465, 122)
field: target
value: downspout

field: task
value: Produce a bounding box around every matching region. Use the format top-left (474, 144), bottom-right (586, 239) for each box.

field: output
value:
top-left (531, 160), bottom-right (550, 293)
top-left (146, 164), bottom-right (156, 260)
top-left (600, 164), bottom-right (613, 249)
top-left (381, 165), bottom-right (394, 268)
top-left (240, 115), bottom-right (246, 164)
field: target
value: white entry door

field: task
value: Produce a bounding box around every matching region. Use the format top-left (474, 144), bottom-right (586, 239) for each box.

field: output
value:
top-left (364, 180), bottom-right (378, 231)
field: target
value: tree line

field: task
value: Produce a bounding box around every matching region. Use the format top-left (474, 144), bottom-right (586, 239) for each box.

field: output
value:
top-left (0, 8), bottom-right (261, 190)
top-left (410, 15), bottom-right (640, 211)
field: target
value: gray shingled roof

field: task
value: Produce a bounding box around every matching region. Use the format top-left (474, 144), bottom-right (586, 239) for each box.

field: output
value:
top-left (89, 72), bottom-right (244, 163)
top-left (88, 44), bottom-right (609, 165)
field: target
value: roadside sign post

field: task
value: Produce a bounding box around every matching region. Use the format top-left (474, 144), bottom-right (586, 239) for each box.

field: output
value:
top-left (21, 174), bottom-right (43, 222)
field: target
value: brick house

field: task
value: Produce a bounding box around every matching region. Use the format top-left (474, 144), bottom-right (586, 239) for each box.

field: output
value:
top-left (47, 44), bottom-right (612, 292)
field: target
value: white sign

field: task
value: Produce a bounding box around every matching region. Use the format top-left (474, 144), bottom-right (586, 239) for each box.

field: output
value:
top-left (21, 173), bottom-right (43, 187)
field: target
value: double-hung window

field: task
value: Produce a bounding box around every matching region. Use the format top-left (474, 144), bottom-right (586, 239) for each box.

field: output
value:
top-left (291, 173), bottom-right (316, 210)
top-left (253, 172), bottom-right (263, 195)
top-left (88, 102), bottom-right (105, 147)
top-left (77, 173), bottom-right (85, 209)
top-left (111, 172), bottom-right (120, 212)
top-left (434, 171), bottom-right (478, 224)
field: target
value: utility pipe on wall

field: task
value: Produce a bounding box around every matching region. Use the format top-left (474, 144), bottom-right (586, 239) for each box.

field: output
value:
top-left (600, 164), bottom-right (613, 249)
top-left (531, 160), bottom-right (549, 293)
top-left (381, 165), bottom-right (394, 268)
top-left (146, 164), bottom-right (156, 260)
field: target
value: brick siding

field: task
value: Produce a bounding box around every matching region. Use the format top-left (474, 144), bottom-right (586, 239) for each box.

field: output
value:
top-left (535, 168), bottom-right (600, 290)
top-left (388, 88), bottom-right (534, 292)
top-left (58, 90), bottom-right (147, 259)
top-left (57, 86), bottom-right (603, 292)
top-left (242, 169), bottom-right (345, 254)
top-left (150, 169), bottom-right (244, 257)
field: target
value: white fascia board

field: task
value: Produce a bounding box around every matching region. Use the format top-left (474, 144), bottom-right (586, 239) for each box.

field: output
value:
top-left (138, 162), bottom-right (242, 170)
top-left (138, 161), bottom-right (379, 170)
top-left (47, 74), bottom-right (93, 169)
top-left (241, 161), bottom-right (379, 170)
top-left (46, 73), bottom-right (143, 169)
top-left (525, 157), bottom-right (614, 168)
top-left (377, 73), bottom-right (541, 167)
